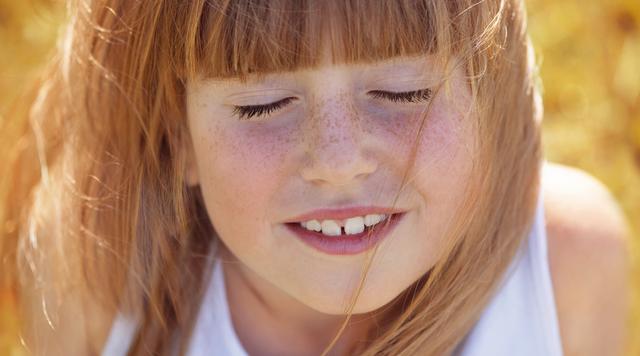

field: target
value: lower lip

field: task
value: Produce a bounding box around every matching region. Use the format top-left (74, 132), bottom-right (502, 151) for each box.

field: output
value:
top-left (284, 213), bottom-right (406, 255)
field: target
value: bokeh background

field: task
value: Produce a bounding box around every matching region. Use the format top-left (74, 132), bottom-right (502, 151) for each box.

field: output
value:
top-left (0, 0), bottom-right (638, 355)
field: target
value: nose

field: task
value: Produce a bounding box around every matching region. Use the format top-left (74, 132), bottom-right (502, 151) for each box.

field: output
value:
top-left (298, 98), bottom-right (377, 187)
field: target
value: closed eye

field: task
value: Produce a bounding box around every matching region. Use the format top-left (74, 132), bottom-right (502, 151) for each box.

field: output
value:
top-left (232, 88), bottom-right (432, 121)
top-left (232, 97), bottom-right (297, 120)
top-left (368, 88), bottom-right (432, 103)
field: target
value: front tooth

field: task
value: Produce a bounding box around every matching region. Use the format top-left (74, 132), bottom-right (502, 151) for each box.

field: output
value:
top-left (321, 220), bottom-right (342, 236)
top-left (344, 216), bottom-right (365, 235)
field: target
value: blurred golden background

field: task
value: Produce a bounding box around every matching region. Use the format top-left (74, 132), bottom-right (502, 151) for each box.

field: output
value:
top-left (0, 0), bottom-right (638, 355)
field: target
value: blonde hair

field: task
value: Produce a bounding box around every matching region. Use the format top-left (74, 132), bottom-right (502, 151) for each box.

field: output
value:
top-left (1, 0), bottom-right (543, 355)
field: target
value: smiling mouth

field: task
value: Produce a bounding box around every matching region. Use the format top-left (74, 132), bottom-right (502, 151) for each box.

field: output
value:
top-left (283, 212), bottom-right (406, 255)
top-left (286, 212), bottom-right (396, 237)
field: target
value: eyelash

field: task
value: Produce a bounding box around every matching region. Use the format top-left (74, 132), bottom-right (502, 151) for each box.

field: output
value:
top-left (232, 88), bottom-right (432, 120)
top-left (368, 88), bottom-right (432, 103)
top-left (232, 97), bottom-right (297, 121)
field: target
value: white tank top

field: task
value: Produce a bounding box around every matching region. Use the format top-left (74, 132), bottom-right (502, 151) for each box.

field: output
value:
top-left (102, 182), bottom-right (564, 356)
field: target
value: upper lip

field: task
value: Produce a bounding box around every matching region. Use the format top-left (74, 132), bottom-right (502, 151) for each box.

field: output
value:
top-left (283, 206), bottom-right (407, 223)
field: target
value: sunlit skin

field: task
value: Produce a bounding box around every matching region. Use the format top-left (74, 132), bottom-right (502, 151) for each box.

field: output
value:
top-left (184, 51), bottom-right (477, 355)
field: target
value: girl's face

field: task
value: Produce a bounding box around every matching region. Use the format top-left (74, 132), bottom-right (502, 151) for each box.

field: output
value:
top-left (185, 54), bottom-right (476, 315)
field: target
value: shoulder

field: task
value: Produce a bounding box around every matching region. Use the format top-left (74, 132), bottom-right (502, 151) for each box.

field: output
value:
top-left (542, 162), bottom-right (631, 356)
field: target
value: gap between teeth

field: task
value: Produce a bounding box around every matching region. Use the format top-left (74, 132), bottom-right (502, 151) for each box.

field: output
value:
top-left (299, 214), bottom-right (389, 236)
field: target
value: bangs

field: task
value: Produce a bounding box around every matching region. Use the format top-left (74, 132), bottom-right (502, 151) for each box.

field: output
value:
top-left (184, 0), bottom-right (470, 81)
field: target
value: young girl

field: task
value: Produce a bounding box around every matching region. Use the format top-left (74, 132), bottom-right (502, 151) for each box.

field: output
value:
top-left (1, 0), bottom-right (630, 355)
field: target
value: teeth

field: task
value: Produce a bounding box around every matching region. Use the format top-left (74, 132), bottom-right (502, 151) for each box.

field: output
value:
top-left (364, 213), bottom-right (386, 227)
top-left (344, 216), bottom-right (365, 235)
top-left (298, 213), bottom-right (390, 236)
top-left (320, 220), bottom-right (342, 236)
top-left (305, 219), bottom-right (321, 232)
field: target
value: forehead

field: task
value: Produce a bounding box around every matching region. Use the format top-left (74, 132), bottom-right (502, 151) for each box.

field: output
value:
top-left (188, 0), bottom-right (458, 81)
top-left (196, 55), bottom-right (445, 87)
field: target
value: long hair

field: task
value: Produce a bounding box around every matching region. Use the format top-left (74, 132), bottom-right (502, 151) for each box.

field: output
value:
top-left (0, 0), bottom-right (543, 355)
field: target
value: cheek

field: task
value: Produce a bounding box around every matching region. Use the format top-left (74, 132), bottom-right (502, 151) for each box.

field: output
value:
top-left (359, 106), bottom-right (425, 161)
top-left (361, 102), bottom-right (470, 171)
top-left (192, 119), bottom-right (300, 230)
top-left (369, 100), bottom-right (475, 230)
top-left (418, 106), bottom-right (472, 170)
top-left (412, 100), bottom-right (476, 246)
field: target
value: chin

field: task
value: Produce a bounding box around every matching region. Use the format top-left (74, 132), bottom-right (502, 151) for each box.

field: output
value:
top-left (300, 285), bottom-right (403, 316)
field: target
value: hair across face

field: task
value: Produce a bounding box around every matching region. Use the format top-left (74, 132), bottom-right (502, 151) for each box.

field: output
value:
top-left (185, 51), bottom-right (476, 312)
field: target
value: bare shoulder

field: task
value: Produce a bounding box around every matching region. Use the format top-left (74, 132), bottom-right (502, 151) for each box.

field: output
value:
top-left (542, 162), bottom-right (631, 356)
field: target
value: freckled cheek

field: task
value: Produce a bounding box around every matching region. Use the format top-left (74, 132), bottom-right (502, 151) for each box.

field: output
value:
top-left (361, 106), bottom-right (464, 161)
top-left (418, 111), bottom-right (464, 160)
top-left (361, 103), bottom-right (473, 184)
top-left (412, 108), bottom-right (476, 187)
top-left (197, 123), bottom-right (299, 221)
top-left (360, 110), bottom-right (425, 156)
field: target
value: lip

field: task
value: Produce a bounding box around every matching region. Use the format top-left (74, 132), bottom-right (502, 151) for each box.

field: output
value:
top-left (283, 206), bottom-right (407, 223)
top-left (284, 211), bottom-right (406, 255)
